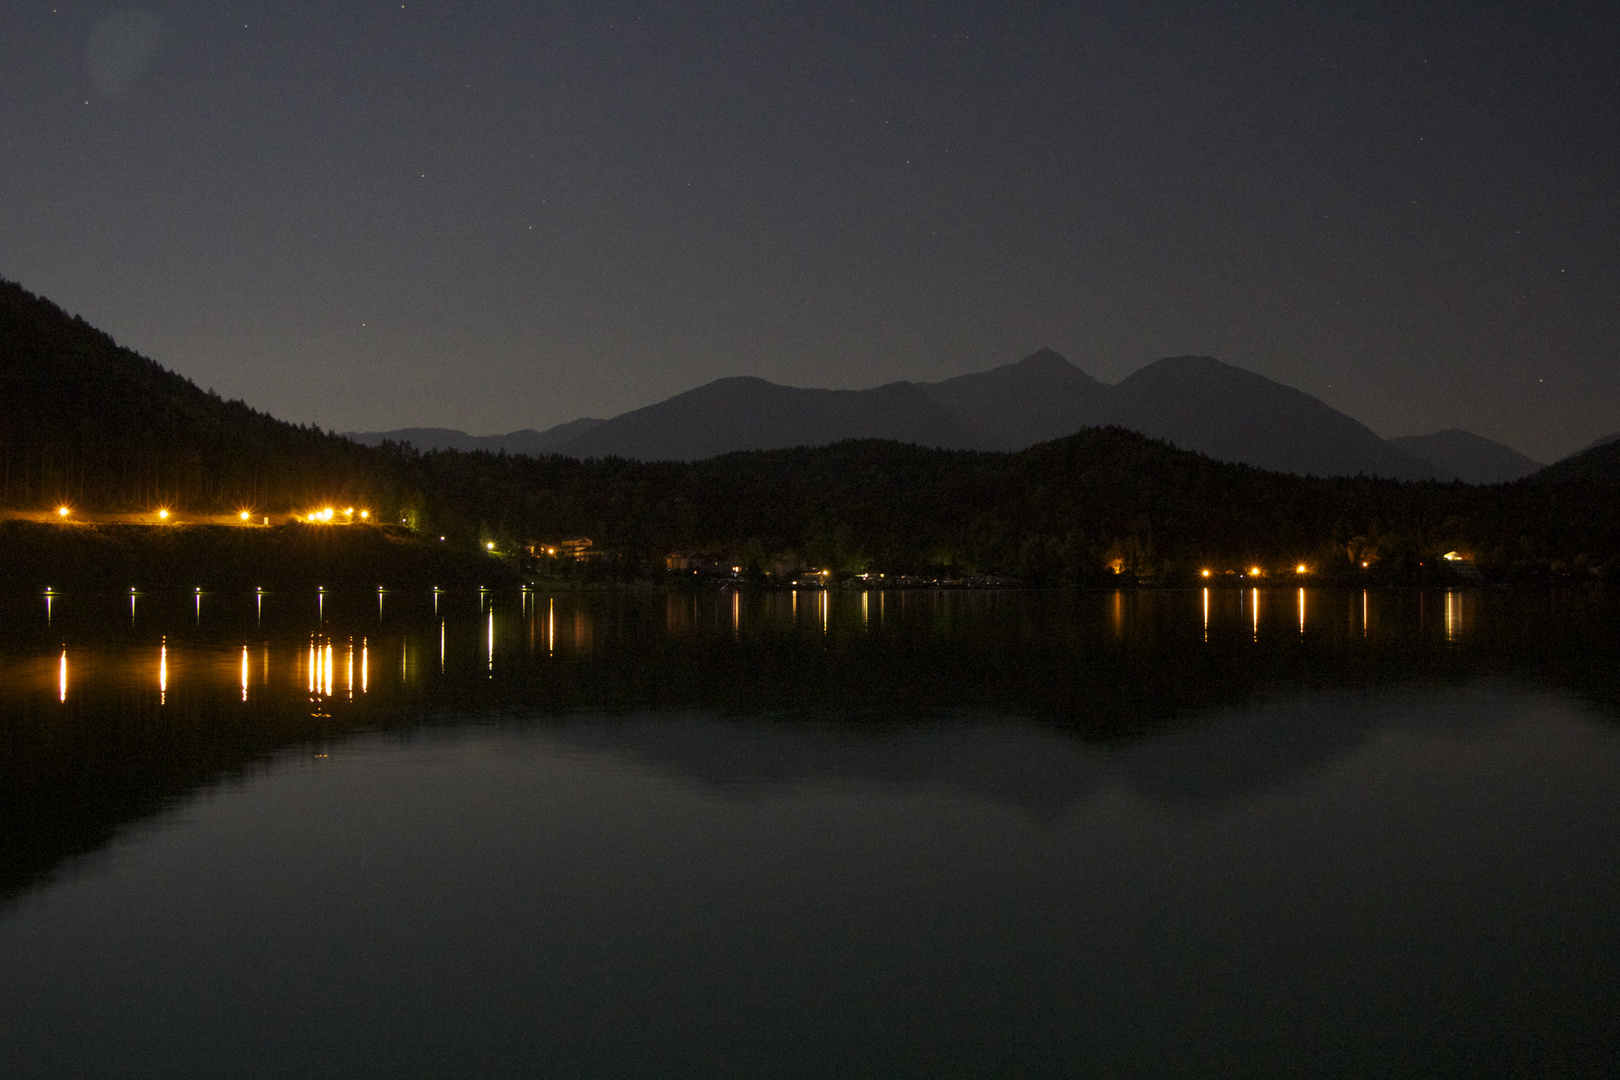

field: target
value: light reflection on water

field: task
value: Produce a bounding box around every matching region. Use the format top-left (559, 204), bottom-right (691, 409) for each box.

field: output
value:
top-left (2, 586), bottom-right (1520, 707)
top-left (1, 587), bottom-right (1619, 1075)
top-left (0, 585), bottom-right (1616, 1076)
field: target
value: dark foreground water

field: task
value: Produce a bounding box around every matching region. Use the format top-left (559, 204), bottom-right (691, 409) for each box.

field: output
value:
top-left (1, 586), bottom-right (1617, 1077)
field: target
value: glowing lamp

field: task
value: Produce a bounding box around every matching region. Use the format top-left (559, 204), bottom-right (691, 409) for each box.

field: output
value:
top-left (486, 542), bottom-right (496, 550)
top-left (360, 510), bottom-right (369, 519)
top-left (239, 511), bottom-right (251, 521)
top-left (1296, 564), bottom-right (1307, 574)
top-left (57, 506), bottom-right (70, 518)
top-left (158, 509), bottom-right (170, 520)
top-left (1249, 567), bottom-right (1262, 576)
top-left (1201, 569), bottom-right (1211, 578)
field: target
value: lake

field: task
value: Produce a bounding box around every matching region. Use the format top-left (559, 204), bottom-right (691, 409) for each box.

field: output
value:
top-left (1, 586), bottom-right (1617, 1077)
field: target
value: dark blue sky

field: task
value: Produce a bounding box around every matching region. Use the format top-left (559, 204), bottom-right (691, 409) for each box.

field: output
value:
top-left (2, 1), bottom-right (1615, 459)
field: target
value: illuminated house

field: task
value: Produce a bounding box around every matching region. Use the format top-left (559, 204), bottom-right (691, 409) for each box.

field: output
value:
top-left (529, 537), bottom-right (601, 561)
top-left (559, 538), bottom-right (596, 559)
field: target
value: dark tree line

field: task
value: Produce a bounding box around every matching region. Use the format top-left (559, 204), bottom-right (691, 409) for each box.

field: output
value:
top-left (5, 276), bottom-right (1619, 585)
top-left (391, 433), bottom-right (1620, 584)
top-left (0, 279), bottom-right (396, 513)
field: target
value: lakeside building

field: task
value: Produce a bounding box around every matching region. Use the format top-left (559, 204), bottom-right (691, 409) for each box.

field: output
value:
top-left (529, 537), bottom-right (601, 561)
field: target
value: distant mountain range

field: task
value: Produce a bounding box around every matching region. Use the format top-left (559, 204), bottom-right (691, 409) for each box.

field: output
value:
top-left (1532, 436), bottom-right (1620, 486)
top-left (350, 349), bottom-right (1545, 483)
top-left (347, 419), bottom-right (606, 457)
top-left (1385, 429), bottom-right (1543, 485)
top-left (6, 274), bottom-right (1620, 593)
top-left (1579, 430), bottom-right (1620, 454)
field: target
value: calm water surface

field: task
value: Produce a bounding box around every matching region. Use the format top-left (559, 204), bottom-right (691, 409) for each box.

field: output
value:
top-left (1, 587), bottom-right (1617, 1077)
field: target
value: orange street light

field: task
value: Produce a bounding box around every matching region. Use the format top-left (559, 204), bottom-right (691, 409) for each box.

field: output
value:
top-left (157, 508), bottom-right (171, 521)
top-left (239, 510), bottom-right (251, 521)
top-left (1201, 569), bottom-right (1211, 578)
top-left (1296, 564), bottom-right (1308, 574)
top-left (359, 510), bottom-right (370, 520)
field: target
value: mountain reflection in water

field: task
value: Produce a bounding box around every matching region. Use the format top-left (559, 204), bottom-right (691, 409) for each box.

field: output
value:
top-left (1, 587), bottom-right (1618, 1076)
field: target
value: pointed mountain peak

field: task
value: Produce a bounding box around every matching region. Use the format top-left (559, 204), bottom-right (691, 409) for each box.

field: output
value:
top-left (1014, 347), bottom-right (1076, 370)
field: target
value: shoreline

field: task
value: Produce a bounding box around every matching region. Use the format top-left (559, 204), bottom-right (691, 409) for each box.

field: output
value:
top-left (0, 520), bottom-right (518, 592)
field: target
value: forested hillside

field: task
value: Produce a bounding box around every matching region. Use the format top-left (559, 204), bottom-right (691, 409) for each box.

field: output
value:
top-left (0, 279), bottom-right (390, 512)
top-left (400, 433), bottom-right (1620, 583)
top-left (4, 277), bottom-right (1618, 586)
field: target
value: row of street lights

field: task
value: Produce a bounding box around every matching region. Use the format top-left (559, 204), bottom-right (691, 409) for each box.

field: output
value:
top-left (1200, 565), bottom-right (1309, 579)
top-left (45, 505), bottom-right (372, 524)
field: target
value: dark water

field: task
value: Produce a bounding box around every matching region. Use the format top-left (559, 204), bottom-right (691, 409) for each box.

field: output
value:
top-left (1, 586), bottom-right (1617, 1077)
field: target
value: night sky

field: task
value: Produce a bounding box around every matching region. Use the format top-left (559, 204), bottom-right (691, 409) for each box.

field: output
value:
top-left (2, 2), bottom-right (1615, 460)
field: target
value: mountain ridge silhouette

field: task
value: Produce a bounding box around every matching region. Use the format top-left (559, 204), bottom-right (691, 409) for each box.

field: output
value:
top-left (1387, 429), bottom-right (1543, 484)
top-left (357, 350), bottom-right (1469, 480)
